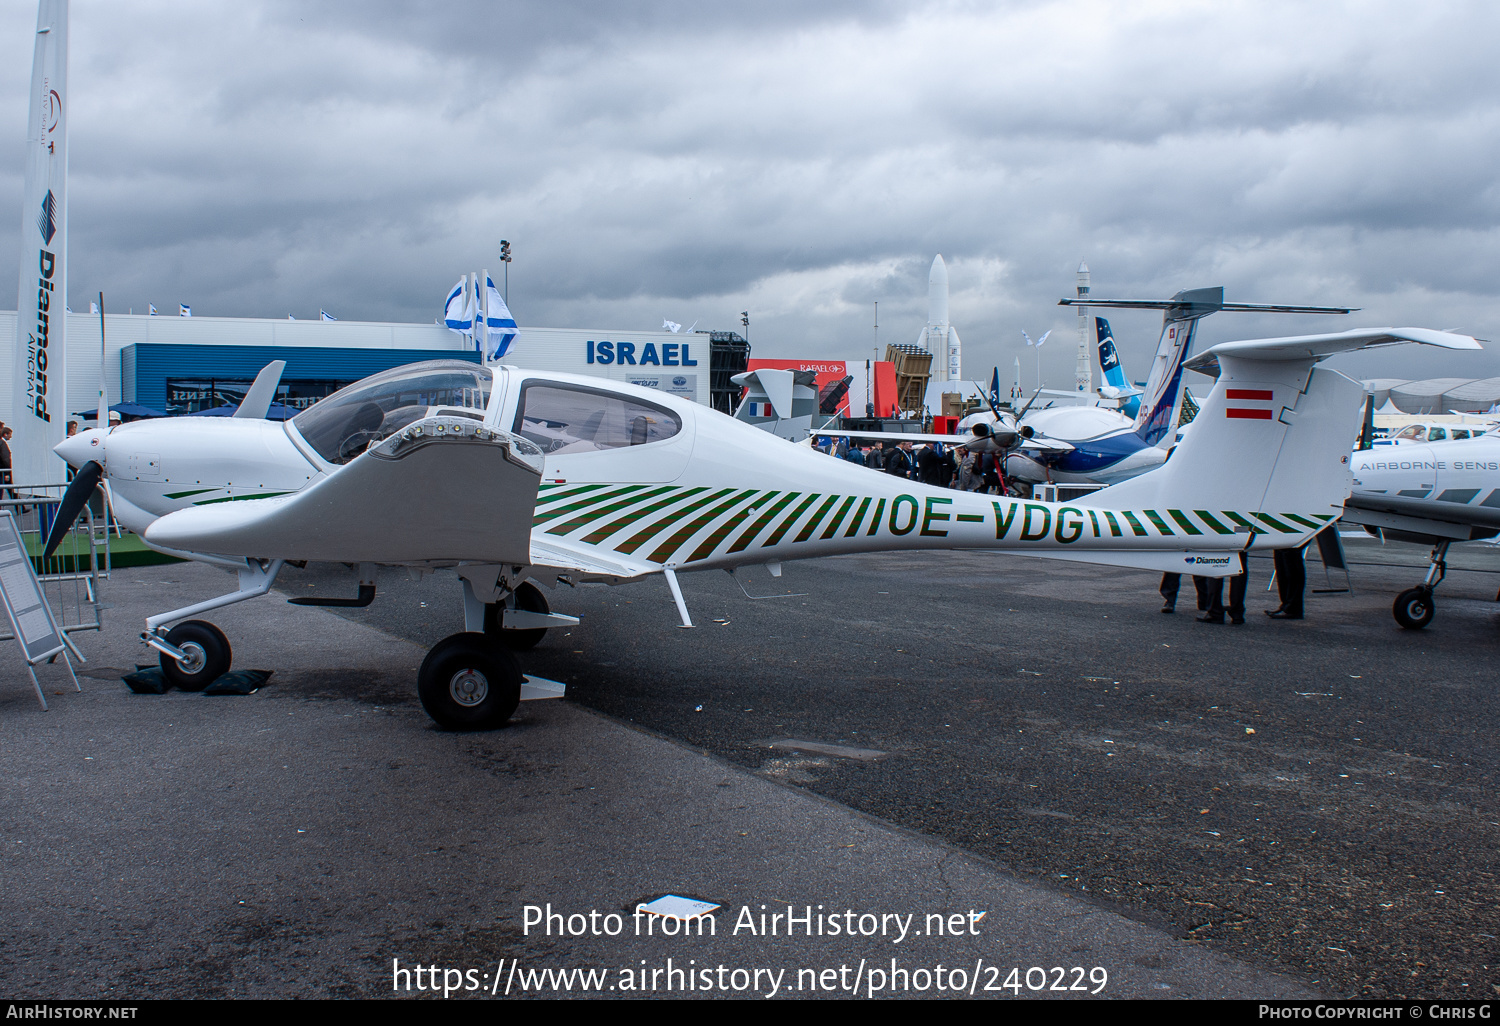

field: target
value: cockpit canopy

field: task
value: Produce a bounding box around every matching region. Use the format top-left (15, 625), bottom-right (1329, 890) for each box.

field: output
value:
top-left (292, 361), bottom-right (491, 465)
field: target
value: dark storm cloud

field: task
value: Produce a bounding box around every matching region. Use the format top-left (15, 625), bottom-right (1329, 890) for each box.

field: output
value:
top-left (2, 0), bottom-right (1499, 385)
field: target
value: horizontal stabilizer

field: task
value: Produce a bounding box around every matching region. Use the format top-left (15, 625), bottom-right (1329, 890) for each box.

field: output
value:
top-left (145, 417), bottom-right (540, 563)
top-left (1006, 548), bottom-right (1245, 578)
top-left (1186, 328), bottom-right (1481, 376)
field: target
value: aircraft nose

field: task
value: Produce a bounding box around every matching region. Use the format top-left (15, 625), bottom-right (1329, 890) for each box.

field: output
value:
top-left (54, 428), bottom-right (105, 469)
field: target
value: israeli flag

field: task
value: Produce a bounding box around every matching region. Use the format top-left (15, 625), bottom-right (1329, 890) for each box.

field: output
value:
top-left (320, 310), bottom-right (336, 322)
top-left (443, 277), bottom-right (475, 333)
top-left (663, 319), bottom-right (682, 334)
top-left (179, 304), bottom-right (191, 317)
top-left (482, 277), bottom-right (518, 360)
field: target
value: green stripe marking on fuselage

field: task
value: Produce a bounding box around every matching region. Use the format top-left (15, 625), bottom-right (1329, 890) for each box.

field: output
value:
top-left (1251, 512), bottom-right (1299, 534)
top-left (536, 484), bottom-right (609, 508)
top-left (544, 487), bottom-right (666, 535)
top-left (582, 487), bottom-right (705, 545)
top-left (1167, 510), bottom-right (1203, 536)
top-left (534, 485), bottom-right (645, 526)
top-left (650, 490), bottom-right (760, 564)
top-left (764, 493), bottom-right (822, 548)
top-left (844, 497), bottom-right (873, 537)
top-left (728, 492), bottom-right (800, 553)
top-left (617, 489), bottom-right (733, 555)
top-left (820, 496), bottom-right (858, 540)
top-left (1282, 513), bottom-right (1324, 530)
top-left (688, 491), bottom-right (780, 563)
top-left (165, 488), bottom-right (216, 500)
top-left (1143, 510), bottom-right (1174, 536)
top-left (1194, 510), bottom-right (1234, 535)
top-left (1222, 511), bottom-right (1264, 534)
top-left (1121, 511), bottom-right (1149, 537)
top-left (795, 495), bottom-right (841, 543)
top-left (866, 498), bottom-right (886, 536)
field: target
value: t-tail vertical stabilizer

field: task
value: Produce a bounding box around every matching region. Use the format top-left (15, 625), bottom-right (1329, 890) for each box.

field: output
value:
top-left (1089, 328), bottom-right (1483, 540)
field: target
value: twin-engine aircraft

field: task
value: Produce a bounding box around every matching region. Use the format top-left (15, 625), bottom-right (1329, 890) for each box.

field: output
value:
top-left (1343, 430), bottom-right (1500, 628)
top-left (48, 327), bottom-right (1477, 730)
top-left (1000, 288), bottom-right (1354, 488)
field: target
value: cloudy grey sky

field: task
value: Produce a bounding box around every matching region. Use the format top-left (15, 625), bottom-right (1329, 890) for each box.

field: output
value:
top-left (3, 0), bottom-right (1499, 385)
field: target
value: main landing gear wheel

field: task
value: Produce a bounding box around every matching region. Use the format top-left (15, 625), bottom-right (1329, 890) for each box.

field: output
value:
top-left (159, 620), bottom-right (232, 691)
top-left (484, 582), bottom-right (549, 651)
top-left (418, 632), bottom-right (523, 730)
top-left (1393, 587), bottom-right (1435, 630)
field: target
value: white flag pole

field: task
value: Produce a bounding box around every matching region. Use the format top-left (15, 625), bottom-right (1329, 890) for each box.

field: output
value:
top-left (467, 272), bottom-right (478, 354)
top-left (12, 0), bottom-right (69, 486)
top-left (479, 267), bottom-right (490, 364)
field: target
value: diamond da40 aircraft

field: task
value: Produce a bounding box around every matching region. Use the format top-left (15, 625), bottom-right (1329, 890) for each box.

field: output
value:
top-left (47, 326), bottom-right (1477, 730)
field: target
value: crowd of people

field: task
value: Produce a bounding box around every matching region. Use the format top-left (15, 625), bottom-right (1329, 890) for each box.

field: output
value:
top-left (812, 426), bottom-right (1018, 494)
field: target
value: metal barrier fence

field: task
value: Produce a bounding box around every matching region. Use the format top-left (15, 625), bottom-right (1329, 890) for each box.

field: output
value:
top-left (0, 482), bottom-right (110, 643)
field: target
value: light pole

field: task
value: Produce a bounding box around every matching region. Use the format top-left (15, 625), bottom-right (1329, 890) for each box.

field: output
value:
top-left (500, 239), bottom-right (512, 305)
top-left (741, 310), bottom-right (749, 343)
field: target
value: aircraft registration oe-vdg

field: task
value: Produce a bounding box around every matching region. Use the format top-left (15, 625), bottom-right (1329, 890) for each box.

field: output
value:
top-left (47, 327), bottom-right (1477, 730)
top-left (995, 288), bottom-right (1356, 488)
top-left (1341, 429), bottom-right (1500, 629)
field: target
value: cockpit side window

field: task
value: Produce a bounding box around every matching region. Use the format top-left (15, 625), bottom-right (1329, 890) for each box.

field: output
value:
top-left (292, 362), bottom-right (490, 465)
top-left (1429, 427), bottom-right (1447, 441)
top-left (1395, 425), bottom-right (1426, 441)
top-left (512, 382), bottom-right (681, 454)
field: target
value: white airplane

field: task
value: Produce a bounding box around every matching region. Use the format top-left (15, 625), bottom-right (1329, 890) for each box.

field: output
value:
top-left (999, 288), bottom-right (1354, 487)
top-left (1377, 421), bottom-right (1496, 445)
top-left (1342, 428), bottom-right (1500, 628)
top-left (48, 328), bottom-right (1477, 730)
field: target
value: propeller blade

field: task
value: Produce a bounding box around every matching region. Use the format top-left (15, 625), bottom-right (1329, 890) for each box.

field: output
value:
top-left (43, 461), bottom-right (103, 560)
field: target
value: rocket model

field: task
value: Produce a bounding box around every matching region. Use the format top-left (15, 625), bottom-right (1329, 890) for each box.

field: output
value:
top-left (918, 254), bottom-right (961, 383)
top-left (1075, 261), bottom-right (1092, 394)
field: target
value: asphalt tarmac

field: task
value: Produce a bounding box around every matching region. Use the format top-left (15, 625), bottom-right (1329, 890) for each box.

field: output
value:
top-left (1, 561), bottom-right (1315, 1000)
top-left (276, 535), bottom-right (1500, 1000)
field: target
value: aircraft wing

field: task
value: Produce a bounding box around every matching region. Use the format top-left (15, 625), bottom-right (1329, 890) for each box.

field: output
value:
top-left (1185, 328), bottom-right (1481, 376)
top-left (1342, 491), bottom-right (1500, 541)
top-left (143, 416), bottom-right (542, 563)
top-left (528, 534), bottom-right (659, 582)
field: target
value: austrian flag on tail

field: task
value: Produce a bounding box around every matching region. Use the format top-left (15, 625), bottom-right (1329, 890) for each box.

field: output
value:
top-left (1225, 389), bottom-right (1275, 420)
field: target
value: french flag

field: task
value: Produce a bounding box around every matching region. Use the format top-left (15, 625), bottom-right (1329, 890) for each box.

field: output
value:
top-left (1225, 388), bottom-right (1275, 420)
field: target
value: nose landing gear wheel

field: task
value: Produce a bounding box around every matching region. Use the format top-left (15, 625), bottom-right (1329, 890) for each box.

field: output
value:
top-left (1393, 587), bottom-right (1435, 630)
top-left (159, 620), bottom-right (232, 690)
top-left (418, 632), bottom-right (523, 730)
top-left (483, 581), bottom-right (550, 651)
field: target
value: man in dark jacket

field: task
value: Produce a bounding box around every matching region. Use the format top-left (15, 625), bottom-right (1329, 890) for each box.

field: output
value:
top-left (885, 441), bottom-right (913, 478)
top-left (916, 444), bottom-right (943, 485)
